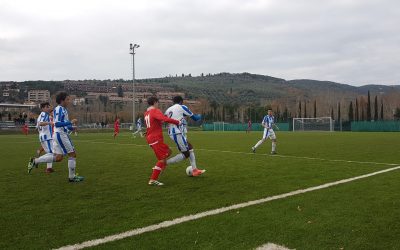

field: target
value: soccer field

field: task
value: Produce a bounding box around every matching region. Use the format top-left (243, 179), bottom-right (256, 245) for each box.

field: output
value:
top-left (1, 131), bottom-right (400, 249)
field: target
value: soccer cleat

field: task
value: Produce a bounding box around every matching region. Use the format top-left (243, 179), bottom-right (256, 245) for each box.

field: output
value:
top-left (45, 168), bottom-right (54, 173)
top-left (252, 147), bottom-right (256, 153)
top-left (27, 157), bottom-right (38, 173)
top-left (192, 168), bottom-right (206, 177)
top-left (271, 151), bottom-right (277, 155)
top-left (148, 180), bottom-right (164, 186)
top-left (68, 175), bottom-right (84, 183)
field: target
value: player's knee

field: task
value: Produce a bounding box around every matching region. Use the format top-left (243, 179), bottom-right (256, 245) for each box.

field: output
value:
top-left (182, 151), bottom-right (190, 158)
top-left (188, 143), bottom-right (193, 150)
top-left (55, 154), bottom-right (63, 162)
top-left (68, 152), bottom-right (77, 158)
top-left (156, 160), bottom-right (167, 170)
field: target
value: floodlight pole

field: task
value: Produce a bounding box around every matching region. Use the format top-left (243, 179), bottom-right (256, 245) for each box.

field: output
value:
top-left (130, 43), bottom-right (140, 127)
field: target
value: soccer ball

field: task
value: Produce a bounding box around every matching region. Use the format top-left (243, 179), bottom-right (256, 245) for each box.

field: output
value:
top-left (186, 166), bottom-right (193, 177)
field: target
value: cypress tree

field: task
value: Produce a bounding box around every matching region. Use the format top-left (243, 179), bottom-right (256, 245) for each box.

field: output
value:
top-left (348, 101), bottom-right (354, 122)
top-left (367, 90), bottom-right (371, 121)
top-left (313, 100), bottom-right (317, 118)
top-left (374, 95), bottom-right (378, 121)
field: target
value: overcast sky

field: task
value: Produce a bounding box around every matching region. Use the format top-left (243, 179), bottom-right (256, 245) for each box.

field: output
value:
top-left (1, 0), bottom-right (399, 85)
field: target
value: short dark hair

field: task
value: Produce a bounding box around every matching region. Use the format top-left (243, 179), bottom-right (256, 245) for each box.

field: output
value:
top-left (172, 96), bottom-right (183, 104)
top-left (56, 92), bottom-right (69, 104)
top-left (147, 96), bottom-right (159, 106)
top-left (40, 102), bottom-right (50, 109)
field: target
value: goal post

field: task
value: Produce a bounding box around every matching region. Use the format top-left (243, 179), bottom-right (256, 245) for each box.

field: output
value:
top-left (293, 117), bottom-right (334, 132)
top-left (213, 122), bottom-right (226, 131)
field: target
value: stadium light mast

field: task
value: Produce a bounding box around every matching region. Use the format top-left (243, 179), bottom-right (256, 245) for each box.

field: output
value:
top-left (130, 43), bottom-right (140, 126)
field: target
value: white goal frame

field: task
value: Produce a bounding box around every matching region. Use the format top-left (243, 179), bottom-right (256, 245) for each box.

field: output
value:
top-left (292, 117), bottom-right (334, 132)
top-left (213, 122), bottom-right (227, 131)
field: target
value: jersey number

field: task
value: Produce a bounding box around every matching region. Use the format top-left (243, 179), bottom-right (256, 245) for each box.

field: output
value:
top-left (145, 114), bottom-right (151, 128)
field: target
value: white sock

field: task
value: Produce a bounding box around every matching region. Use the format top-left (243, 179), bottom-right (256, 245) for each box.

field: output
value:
top-left (166, 153), bottom-right (185, 165)
top-left (189, 149), bottom-right (197, 169)
top-left (34, 153), bottom-right (54, 164)
top-left (272, 142), bottom-right (276, 152)
top-left (68, 157), bottom-right (76, 179)
top-left (254, 139), bottom-right (264, 149)
top-left (46, 162), bottom-right (53, 169)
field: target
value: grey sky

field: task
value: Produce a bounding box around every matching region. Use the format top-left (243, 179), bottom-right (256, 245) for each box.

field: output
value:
top-left (1, 0), bottom-right (399, 85)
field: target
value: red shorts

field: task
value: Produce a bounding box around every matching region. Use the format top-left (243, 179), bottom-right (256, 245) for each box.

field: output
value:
top-left (150, 141), bottom-right (171, 160)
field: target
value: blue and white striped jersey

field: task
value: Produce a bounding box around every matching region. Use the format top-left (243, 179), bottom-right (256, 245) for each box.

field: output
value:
top-left (136, 118), bottom-right (142, 128)
top-left (53, 105), bottom-right (72, 134)
top-left (37, 111), bottom-right (53, 142)
top-left (180, 118), bottom-right (188, 135)
top-left (262, 115), bottom-right (275, 128)
top-left (165, 104), bottom-right (193, 135)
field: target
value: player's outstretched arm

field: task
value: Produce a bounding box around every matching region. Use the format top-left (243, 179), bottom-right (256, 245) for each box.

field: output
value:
top-left (190, 114), bottom-right (202, 121)
top-left (154, 109), bottom-right (180, 125)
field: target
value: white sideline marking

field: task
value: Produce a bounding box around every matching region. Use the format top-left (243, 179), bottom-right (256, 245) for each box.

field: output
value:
top-left (55, 166), bottom-right (400, 250)
top-left (256, 243), bottom-right (292, 250)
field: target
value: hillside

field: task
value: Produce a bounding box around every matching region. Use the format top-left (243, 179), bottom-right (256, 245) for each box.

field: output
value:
top-left (144, 73), bottom-right (400, 105)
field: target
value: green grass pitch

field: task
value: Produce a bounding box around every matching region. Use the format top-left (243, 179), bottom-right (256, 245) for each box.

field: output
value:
top-left (0, 131), bottom-right (399, 249)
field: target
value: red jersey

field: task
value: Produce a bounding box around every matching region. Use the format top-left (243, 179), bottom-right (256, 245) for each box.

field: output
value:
top-left (144, 108), bottom-right (179, 144)
top-left (114, 120), bottom-right (120, 130)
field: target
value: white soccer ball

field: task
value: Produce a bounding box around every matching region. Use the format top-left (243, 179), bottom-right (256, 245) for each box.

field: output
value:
top-left (186, 166), bottom-right (193, 177)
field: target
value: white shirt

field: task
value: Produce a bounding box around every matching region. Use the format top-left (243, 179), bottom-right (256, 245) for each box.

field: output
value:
top-left (37, 111), bottom-right (53, 142)
top-left (165, 104), bottom-right (193, 135)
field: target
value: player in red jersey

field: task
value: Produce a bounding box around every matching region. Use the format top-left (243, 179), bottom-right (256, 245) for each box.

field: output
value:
top-left (144, 96), bottom-right (180, 186)
top-left (22, 123), bottom-right (29, 136)
top-left (246, 119), bottom-right (252, 133)
top-left (113, 118), bottom-right (120, 139)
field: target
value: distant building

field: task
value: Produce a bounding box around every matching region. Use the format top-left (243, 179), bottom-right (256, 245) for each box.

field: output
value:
top-left (73, 98), bottom-right (85, 106)
top-left (28, 90), bottom-right (50, 103)
top-left (157, 92), bottom-right (185, 100)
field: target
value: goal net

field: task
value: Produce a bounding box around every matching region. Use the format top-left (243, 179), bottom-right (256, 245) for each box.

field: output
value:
top-left (293, 117), bottom-right (334, 132)
top-left (213, 122), bottom-right (228, 131)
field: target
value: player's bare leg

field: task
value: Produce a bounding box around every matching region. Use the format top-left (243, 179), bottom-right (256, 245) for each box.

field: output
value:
top-left (36, 146), bottom-right (44, 157)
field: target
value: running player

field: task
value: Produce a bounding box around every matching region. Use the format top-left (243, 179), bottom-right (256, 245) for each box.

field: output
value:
top-left (114, 118), bottom-right (120, 139)
top-left (133, 117), bottom-right (144, 138)
top-left (35, 102), bottom-right (54, 173)
top-left (144, 96), bottom-right (181, 186)
top-left (251, 109), bottom-right (278, 154)
top-left (164, 96), bottom-right (206, 176)
top-left (28, 92), bottom-right (84, 182)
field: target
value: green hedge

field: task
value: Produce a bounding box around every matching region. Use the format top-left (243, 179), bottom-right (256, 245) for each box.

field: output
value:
top-left (351, 121), bottom-right (400, 132)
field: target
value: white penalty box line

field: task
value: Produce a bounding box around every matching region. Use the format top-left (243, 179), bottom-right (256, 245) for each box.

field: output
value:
top-left (56, 165), bottom-right (400, 250)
